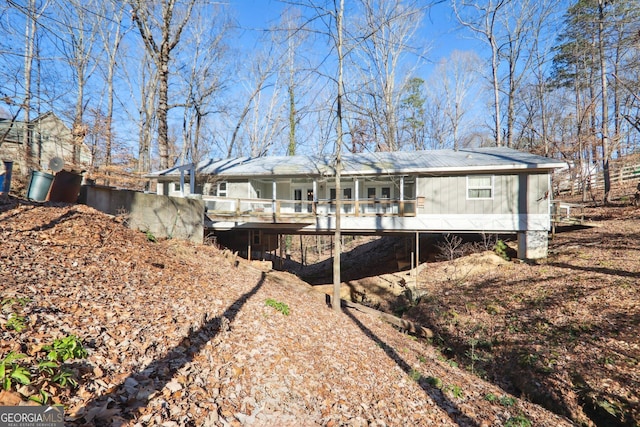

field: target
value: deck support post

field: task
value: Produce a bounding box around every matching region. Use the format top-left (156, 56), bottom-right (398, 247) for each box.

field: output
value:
top-left (247, 230), bottom-right (252, 261)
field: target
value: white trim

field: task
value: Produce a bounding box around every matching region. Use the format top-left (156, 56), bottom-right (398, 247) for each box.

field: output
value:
top-left (217, 181), bottom-right (227, 197)
top-left (208, 214), bottom-right (552, 233)
top-left (466, 175), bottom-right (494, 200)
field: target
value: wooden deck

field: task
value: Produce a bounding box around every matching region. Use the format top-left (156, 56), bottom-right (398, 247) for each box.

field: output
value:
top-left (551, 201), bottom-right (600, 235)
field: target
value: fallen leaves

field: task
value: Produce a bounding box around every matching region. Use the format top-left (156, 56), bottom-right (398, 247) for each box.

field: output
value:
top-left (1, 198), bottom-right (575, 426)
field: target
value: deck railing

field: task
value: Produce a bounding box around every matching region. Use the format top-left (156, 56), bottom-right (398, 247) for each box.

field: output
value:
top-left (203, 196), bottom-right (416, 219)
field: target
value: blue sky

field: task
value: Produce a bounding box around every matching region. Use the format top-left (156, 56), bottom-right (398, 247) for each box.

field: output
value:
top-left (234, 0), bottom-right (479, 71)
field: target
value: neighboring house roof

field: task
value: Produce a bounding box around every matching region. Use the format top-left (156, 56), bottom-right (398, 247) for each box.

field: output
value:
top-left (29, 111), bottom-right (56, 123)
top-left (150, 147), bottom-right (567, 180)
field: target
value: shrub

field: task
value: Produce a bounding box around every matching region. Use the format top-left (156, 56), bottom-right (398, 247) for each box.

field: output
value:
top-left (494, 239), bottom-right (511, 261)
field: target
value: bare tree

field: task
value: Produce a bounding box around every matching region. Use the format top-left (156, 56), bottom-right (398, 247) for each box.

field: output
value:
top-left (279, 8), bottom-right (306, 156)
top-left (453, 0), bottom-right (508, 147)
top-left (176, 4), bottom-right (229, 165)
top-left (429, 50), bottom-right (481, 150)
top-left (22, 0), bottom-right (47, 172)
top-left (2, 0), bottom-right (50, 174)
top-left (137, 58), bottom-right (158, 175)
top-left (596, 0), bottom-right (611, 203)
top-left (54, 0), bottom-right (99, 167)
top-left (333, 0), bottom-right (345, 312)
top-left (526, 1), bottom-right (562, 156)
top-left (246, 71), bottom-right (283, 157)
top-left (423, 84), bottom-right (450, 149)
top-left (226, 46), bottom-right (278, 158)
top-left (350, 0), bottom-right (425, 152)
top-left (96, 0), bottom-right (129, 182)
top-left (129, 0), bottom-right (196, 170)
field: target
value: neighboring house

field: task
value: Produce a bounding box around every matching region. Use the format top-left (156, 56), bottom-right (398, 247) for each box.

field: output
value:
top-left (0, 112), bottom-right (91, 175)
top-left (148, 147), bottom-right (566, 259)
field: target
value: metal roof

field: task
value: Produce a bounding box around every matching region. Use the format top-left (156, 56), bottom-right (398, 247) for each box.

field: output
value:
top-left (149, 147), bottom-right (566, 179)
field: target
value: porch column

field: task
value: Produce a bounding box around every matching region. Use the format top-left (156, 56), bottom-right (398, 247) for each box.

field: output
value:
top-left (272, 180), bottom-right (277, 214)
top-left (189, 165), bottom-right (195, 195)
top-left (354, 179), bottom-right (359, 216)
top-left (399, 176), bottom-right (405, 216)
top-left (179, 170), bottom-right (185, 196)
top-left (313, 180), bottom-right (318, 214)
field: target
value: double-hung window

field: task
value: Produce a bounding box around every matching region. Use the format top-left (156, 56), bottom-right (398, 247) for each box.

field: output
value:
top-left (216, 181), bottom-right (227, 197)
top-left (467, 175), bottom-right (493, 199)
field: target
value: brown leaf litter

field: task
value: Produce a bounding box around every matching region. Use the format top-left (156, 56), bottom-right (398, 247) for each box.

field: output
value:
top-left (1, 197), bottom-right (574, 426)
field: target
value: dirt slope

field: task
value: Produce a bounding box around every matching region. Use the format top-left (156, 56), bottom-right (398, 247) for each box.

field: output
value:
top-left (406, 206), bottom-right (640, 426)
top-left (0, 197), bottom-right (572, 426)
top-left (322, 206), bottom-right (639, 427)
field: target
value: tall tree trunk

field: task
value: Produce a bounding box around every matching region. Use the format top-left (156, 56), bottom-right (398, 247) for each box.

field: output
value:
top-left (287, 27), bottom-right (296, 156)
top-left (130, 0), bottom-right (196, 170)
top-left (288, 85), bottom-right (296, 156)
top-left (489, 30), bottom-right (502, 146)
top-left (138, 64), bottom-right (156, 175)
top-left (73, 79), bottom-right (85, 166)
top-left (598, 0), bottom-right (611, 204)
top-left (103, 7), bottom-right (124, 184)
top-left (157, 45), bottom-right (170, 169)
top-left (333, 0), bottom-right (344, 312)
top-left (613, 43), bottom-right (621, 156)
top-left (22, 0), bottom-right (38, 174)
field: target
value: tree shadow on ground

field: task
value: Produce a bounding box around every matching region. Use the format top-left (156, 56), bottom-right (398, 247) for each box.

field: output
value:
top-left (342, 305), bottom-right (479, 427)
top-left (72, 272), bottom-right (267, 425)
top-left (403, 268), bottom-right (640, 426)
top-left (25, 209), bottom-right (80, 232)
top-left (548, 261), bottom-right (640, 278)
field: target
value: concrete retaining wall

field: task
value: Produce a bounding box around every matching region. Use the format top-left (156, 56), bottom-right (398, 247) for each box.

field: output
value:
top-left (80, 185), bottom-right (204, 244)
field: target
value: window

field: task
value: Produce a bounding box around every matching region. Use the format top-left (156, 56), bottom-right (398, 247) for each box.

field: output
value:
top-left (381, 187), bottom-right (390, 199)
top-left (329, 188), bottom-right (352, 199)
top-left (294, 189), bottom-right (303, 212)
top-left (217, 181), bottom-right (227, 197)
top-left (367, 187), bottom-right (376, 199)
top-left (467, 175), bottom-right (493, 199)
